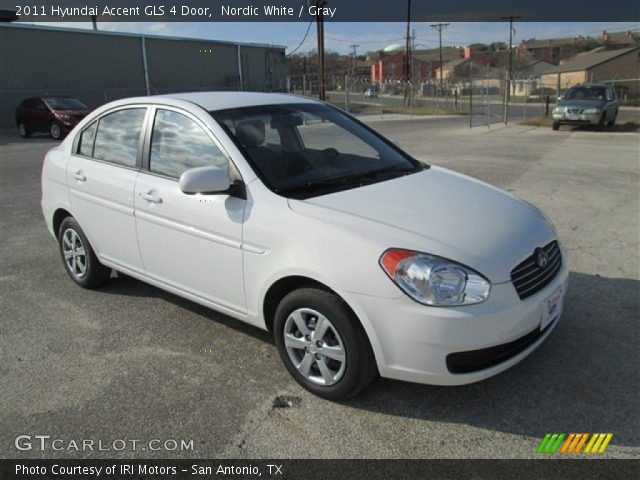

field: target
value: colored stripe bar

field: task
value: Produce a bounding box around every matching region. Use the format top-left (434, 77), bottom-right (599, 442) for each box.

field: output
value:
top-left (573, 433), bottom-right (589, 453)
top-left (597, 434), bottom-right (613, 454)
top-left (537, 434), bottom-right (552, 453)
top-left (548, 433), bottom-right (565, 453)
top-left (560, 434), bottom-right (575, 454)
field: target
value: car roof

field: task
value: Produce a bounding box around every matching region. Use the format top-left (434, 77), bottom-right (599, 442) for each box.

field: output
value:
top-left (572, 83), bottom-right (610, 88)
top-left (155, 91), bottom-right (320, 111)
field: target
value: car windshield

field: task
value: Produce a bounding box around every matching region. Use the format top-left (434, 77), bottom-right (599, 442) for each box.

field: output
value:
top-left (564, 86), bottom-right (606, 101)
top-left (44, 97), bottom-right (88, 110)
top-left (211, 103), bottom-right (425, 198)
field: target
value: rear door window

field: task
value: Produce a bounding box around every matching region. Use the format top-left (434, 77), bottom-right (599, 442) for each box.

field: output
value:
top-left (92, 108), bottom-right (146, 168)
top-left (78, 122), bottom-right (97, 157)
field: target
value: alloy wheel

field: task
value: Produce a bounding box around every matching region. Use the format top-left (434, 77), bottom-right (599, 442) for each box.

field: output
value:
top-left (50, 123), bottom-right (61, 139)
top-left (283, 308), bottom-right (346, 386)
top-left (62, 228), bottom-right (87, 279)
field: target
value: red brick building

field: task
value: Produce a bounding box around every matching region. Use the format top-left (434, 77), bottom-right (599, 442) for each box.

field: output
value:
top-left (370, 51), bottom-right (428, 83)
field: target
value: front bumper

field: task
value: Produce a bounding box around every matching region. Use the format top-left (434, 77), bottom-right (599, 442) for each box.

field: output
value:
top-left (346, 258), bottom-right (569, 386)
top-left (552, 111), bottom-right (600, 125)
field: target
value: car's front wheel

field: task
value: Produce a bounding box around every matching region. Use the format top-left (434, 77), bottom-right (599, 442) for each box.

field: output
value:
top-left (58, 217), bottom-right (111, 289)
top-left (18, 121), bottom-right (31, 138)
top-left (50, 122), bottom-right (63, 140)
top-left (607, 113), bottom-right (617, 128)
top-left (274, 287), bottom-right (377, 400)
top-left (552, 122), bottom-right (560, 131)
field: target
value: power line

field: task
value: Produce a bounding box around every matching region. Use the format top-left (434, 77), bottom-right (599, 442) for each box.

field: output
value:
top-left (286, 20), bottom-right (314, 56)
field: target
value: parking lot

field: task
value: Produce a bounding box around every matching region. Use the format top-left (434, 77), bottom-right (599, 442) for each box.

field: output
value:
top-left (1, 117), bottom-right (638, 459)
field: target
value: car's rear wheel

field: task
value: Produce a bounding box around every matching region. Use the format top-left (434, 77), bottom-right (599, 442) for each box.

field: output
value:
top-left (274, 287), bottom-right (377, 400)
top-left (50, 122), bottom-right (63, 140)
top-left (552, 122), bottom-right (560, 131)
top-left (18, 121), bottom-right (30, 138)
top-left (58, 217), bottom-right (111, 289)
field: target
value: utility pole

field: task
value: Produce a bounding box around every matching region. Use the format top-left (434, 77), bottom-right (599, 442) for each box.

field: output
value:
top-left (314, 1), bottom-right (327, 101)
top-left (430, 23), bottom-right (449, 92)
top-left (403, 0), bottom-right (412, 106)
top-left (349, 44), bottom-right (359, 78)
top-left (502, 14), bottom-right (521, 105)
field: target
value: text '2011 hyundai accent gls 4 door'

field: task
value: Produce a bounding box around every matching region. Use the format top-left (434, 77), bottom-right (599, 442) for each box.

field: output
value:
top-left (41, 92), bottom-right (568, 399)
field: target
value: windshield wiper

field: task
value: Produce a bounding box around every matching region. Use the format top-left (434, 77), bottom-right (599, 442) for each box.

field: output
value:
top-left (277, 165), bottom-right (419, 196)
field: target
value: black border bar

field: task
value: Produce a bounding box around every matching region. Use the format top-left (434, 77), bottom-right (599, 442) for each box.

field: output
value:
top-left (1, 0), bottom-right (639, 22)
top-left (2, 459), bottom-right (639, 480)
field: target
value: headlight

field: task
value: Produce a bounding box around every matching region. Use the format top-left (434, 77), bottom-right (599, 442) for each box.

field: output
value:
top-left (380, 249), bottom-right (490, 306)
top-left (59, 114), bottom-right (72, 125)
top-left (553, 106), bottom-right (565, 114)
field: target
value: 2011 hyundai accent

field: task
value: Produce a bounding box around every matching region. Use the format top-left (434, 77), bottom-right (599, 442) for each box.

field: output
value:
top-left (41, 92), bottom-right (568, 399)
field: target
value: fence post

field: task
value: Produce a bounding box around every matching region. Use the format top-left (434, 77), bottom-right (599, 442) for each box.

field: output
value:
top-left (545, 95), bottom-right (550, 118)
top-left (469, 68), bottom-right (473, 128)
top-left (344, 75), bottom-right (350, 113)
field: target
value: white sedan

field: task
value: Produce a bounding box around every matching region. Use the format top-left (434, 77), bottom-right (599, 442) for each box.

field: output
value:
top-left (41, 92), bottom-right (568, 399)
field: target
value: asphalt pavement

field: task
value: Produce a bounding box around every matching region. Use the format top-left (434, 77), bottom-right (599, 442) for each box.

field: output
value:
top-left (1, 119), bottom-right (638, 459)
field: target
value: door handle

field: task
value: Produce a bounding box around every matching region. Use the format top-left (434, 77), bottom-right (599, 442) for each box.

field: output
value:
top-left (72, 170), bottom-right (86, 182)
top-left (141, 191), bottom-right (162, 204)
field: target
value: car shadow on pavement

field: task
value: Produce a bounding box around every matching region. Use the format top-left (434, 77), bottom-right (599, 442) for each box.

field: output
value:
top-left (100, 271), bottom-right (275, 345)
top-left (99, 270), bottom-right (638, 448)
top-left (345, 271), bottom-right (639, 448)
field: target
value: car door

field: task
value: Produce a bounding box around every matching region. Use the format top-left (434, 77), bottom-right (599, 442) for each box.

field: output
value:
top-left (67, 106), bottom-right (148, 274)
top-left (134, 106), bottom-right (246, 316)
top-left (34, 99), bottom-right (51, 132)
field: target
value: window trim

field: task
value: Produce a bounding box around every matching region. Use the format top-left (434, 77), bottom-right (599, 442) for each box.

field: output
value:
top-left (71, 105), bottom-right (150, 171)
top-left (141, 105), bottom-right (240, 183)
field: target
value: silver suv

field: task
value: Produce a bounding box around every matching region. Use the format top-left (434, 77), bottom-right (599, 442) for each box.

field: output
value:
top-left (552, 84), bottom-right (618, 130)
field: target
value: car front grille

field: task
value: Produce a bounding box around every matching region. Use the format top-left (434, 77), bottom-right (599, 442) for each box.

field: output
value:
top-left (567, 108), bottom-right (585, 115)
top-left (510, 241), bottom-right (562, 300)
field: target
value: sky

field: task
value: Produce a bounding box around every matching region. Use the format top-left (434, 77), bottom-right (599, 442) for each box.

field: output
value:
top-left (25, 21), bottom-right (640, 54)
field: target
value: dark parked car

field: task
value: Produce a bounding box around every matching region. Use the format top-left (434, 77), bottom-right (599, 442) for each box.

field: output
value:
top-left (15, 96), bottom-right (91, 140)
top-left (552, 84), bottom-right (618, 131)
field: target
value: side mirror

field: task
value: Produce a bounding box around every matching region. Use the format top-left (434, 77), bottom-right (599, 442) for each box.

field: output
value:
top-left (179, 166), bottom-right (231, 195)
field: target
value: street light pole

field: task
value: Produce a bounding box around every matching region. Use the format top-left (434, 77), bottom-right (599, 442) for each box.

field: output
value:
top-left (502, 14), bottom-right (521, 123)
top-left (430, 23), bottom-right (449, 92)
top-left (314, 1), bottom-right (327, 101)
top-left (403, 0), bottom-right (412, 106)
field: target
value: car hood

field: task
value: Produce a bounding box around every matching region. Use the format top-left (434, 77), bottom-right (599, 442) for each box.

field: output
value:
top-left (557, 99), bottom-right (603, 108)
top-left (288, 166), bottom-right (556, 283)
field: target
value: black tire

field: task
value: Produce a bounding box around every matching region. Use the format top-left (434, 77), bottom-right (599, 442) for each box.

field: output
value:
top-left (50, 122), bottom-right (63, 140)
top-left (18, 121), bottom-right (31, 138)
top-left (596, 112), bottom-right (606, 131)
top-left (58, 217), bottom-right (111, 289)
top-left (274, 287), bottom-right (377, 400)
top-left (607, 114), bottom-right (616, 128)
top-left (552, 122), bottom-right (560, 131)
